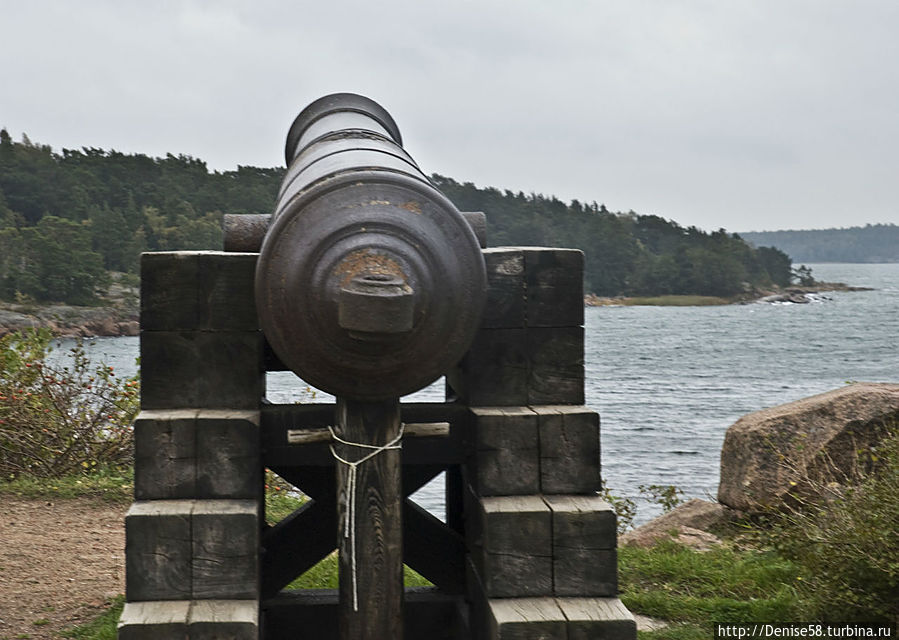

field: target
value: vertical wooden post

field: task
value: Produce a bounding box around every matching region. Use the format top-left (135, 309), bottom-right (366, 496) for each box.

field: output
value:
top-left (335, 397), bottom-right (404, 640)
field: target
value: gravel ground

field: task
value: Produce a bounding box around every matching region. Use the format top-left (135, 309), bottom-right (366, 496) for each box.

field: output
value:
top-left (0, 497), bottom-right (126, 639)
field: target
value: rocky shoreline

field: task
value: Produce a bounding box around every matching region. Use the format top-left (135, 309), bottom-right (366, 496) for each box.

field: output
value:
top-left (0, 304), bottom-right (139, 338)
top-left (0, 278), bottom-right (139, 338)
top-left (585, 281), bottom-right (872, 307)
top-left (0, 282), bottom-right (875, 337)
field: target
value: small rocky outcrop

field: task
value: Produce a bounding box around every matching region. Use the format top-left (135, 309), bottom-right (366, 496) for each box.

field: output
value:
top-left (0, 305), bottom-right (139, 338)
top-left (718, 383), bottom-right (899, 513)
top-left (619, 498), bottom-right (735, 550)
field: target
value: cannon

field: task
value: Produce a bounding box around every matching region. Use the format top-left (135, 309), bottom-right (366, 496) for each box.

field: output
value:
top-left (124, 94), bottom-right (635, 640)
top-left (254, 93), bottom-right (487, 401)
top-left (255, 93), bottom-right (487, 638)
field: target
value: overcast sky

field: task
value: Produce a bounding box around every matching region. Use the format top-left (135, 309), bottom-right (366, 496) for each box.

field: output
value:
top-left (2, 1), bottom-right (898, 232)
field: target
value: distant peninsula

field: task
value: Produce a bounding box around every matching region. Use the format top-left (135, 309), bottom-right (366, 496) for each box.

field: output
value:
top-left (739, 224), bottom-right (899, 264)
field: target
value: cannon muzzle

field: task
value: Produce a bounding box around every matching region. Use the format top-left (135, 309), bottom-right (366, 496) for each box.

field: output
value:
top-left (255, 93), bottom-right (486, 400)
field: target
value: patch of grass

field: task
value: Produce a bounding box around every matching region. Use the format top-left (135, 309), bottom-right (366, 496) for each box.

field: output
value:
top-left (0, 465), bottom-right (133, 503)
top-left (619, 540), bottom-right (803, 624)
top-left (264, 470), bottom-right (305, 525)
top-left (286, 551), bottom-right (432, 590)
top-left (61, 596), bottom-right (123, 640)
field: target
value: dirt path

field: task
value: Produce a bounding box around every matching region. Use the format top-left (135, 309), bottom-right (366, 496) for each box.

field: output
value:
top-left (0, 497), bottom-right (126, 639)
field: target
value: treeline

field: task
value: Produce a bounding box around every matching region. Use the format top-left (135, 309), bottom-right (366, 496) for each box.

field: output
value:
top-left (0, 129), bottom-right (794, 304)
top-left (739, 225), bottom-right (899, 264)
top-left (432, 176), bottom-right (793, 296)
top-left (0, 130), bottom-right (282, 304)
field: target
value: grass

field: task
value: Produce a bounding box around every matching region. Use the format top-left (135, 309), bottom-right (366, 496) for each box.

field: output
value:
top-left (61, 597), bottom-right (123, 640)
top-left (621, 539), bottom-right (806, 639)
top-left (64, 534), bottom-right (804, 640)
top-left (0, 466), bottom-right (133, 503)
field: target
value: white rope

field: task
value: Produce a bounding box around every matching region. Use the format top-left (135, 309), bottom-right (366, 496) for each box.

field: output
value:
top-left (328, 423), bottom-right (404, 612)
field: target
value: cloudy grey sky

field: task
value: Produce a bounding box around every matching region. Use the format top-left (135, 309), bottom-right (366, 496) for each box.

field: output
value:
top-left (2, 1), bottom-right (897, 232)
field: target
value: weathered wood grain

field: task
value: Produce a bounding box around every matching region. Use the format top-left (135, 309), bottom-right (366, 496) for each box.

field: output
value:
top-left (117, 600), bottom-right (190, 640)
top-left (188, 599), bottom-right (259, 640)
top-left (134, 410), bottom-right (197, 500)
top-left (195, 411), bottom-right (260, 499)
top-left (448, 328), bottom-right (529, 406)
top-left (544, 495), bottom-right (617, 596)
top-left (196, 252), bottom-right (259, 331)
top-left (191, 500), bottom-right (260, 599)
top-left (533, 406), bottom-right (601, 494)
top-left (140, 330), bottom-right (264, 409)
top-left (469, 495), bottom-right (552, 598)
top-left (480, 249), bottom-right (526, 329)
top-left (556, 597), bottom-right (637, 640)
top-left (523, 248), bottom-right (584, 328)
top-left (125, 501), bottom-right (192, 601)
top-left (140, 251), bottom-right (258, 332)
top-left (487, 597), bottom-right (567, 640)
top-left (334, 398), bottom-right (404, 640)
top-left (466, 407), bottom-right (539, 496)
top-left (527, 327), bottom-right (585, 405)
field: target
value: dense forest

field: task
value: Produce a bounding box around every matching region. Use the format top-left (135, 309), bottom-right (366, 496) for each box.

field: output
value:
top-left (739, 225), bottom-right (899, 264)
top-left (0, 130), bottom-right (795, 304)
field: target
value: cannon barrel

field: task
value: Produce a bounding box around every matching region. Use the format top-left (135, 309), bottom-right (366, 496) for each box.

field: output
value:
top-left (255, 93), bottom-right (487, 400)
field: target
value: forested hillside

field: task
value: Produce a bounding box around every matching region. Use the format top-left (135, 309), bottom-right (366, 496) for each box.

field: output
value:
top-left (0, 130), bottom-right (795, 304)
top-left (0, 130), bottom-right (282, 304)
top-left (433, 176), bottom-right (793, 296)
top-left (739, 225), bottom-right (899, 264)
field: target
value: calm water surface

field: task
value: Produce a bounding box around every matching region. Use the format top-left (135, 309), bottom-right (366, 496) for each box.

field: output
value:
top-left (76, 263), bottom-right (899, 524)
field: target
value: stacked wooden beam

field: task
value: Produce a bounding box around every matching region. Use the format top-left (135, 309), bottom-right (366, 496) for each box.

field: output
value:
top-left (449, 248), bottom-right (637, 640)
top-left (118, 252), bottom-right (264, 639)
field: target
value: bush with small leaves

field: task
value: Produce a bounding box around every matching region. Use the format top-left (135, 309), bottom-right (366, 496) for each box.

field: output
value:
top-left (0, 329), bottom-right (139, 479)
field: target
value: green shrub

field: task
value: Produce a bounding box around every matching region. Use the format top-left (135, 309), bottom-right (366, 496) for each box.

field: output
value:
top-left (0, 329), bottom-right (139, 479)
top-left (767, 421), bottom-right (899, 623)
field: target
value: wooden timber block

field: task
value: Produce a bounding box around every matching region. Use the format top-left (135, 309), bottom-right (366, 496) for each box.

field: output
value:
top-left (487, 597), bottom-right (567, 640)
top-left (134, 410), bottom-right (260, 500)
top-left (191, 500), bottom-right (260, 599)
top-left (118, 600), bottom-right (259, 640)
top-left (469, 495), bottom-right (552, 598)
top-left (481, 249), bottom-right (526, 329)
top-left (134, 410), bottom-right (198, 500)
top-left (125, 501), bottom-right (193, 601)
top-left (466, 407), bottom-right (539, 496)
top-left (140, 331), bottom-right (264, 410)
top-left (532, 406), bottom-right (600, 494)
top-left (117, 600), bottom-right (190, 639)
top-left (189, 599), bottom-right (259, 639)
top-left (196, 252), bottom-right (258, 331)
top-left (195, 411), bottom-right (261, 499)
top-left (522, 248), bottom-right (584, 328)
top-left (544, 495), bottom-right (617, 596)
top-left (556, 597), bottom-right (637, 640)
top-left (481, 597), bottom-right (636, 640)
top-left (448, 328), bottom-right (529, 407)
top-left (141, 252), bottom-right (201, 331)
top-left (527, 327), bottom-right (584, 405)
top-left (141, 251), bottom-right (258, 332)
top-left (126, 500), bottom-right (261, 602)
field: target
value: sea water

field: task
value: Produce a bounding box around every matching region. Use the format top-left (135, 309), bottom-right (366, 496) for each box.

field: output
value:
top-left (73, 263), bottom-right (899, 524)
